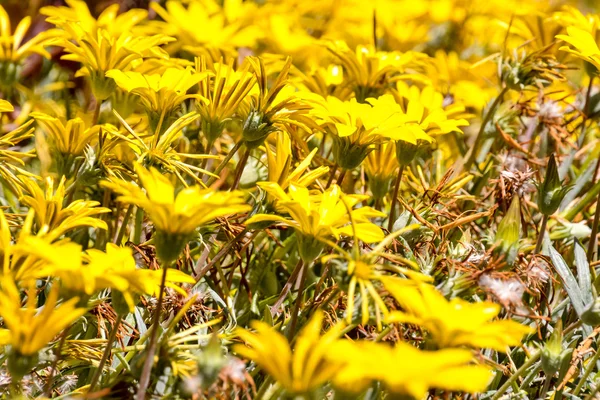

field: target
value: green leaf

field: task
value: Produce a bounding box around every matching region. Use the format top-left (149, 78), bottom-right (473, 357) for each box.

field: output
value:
top-left (543, 238), bottom-right (586, 317)
top-left (574, 238), bottom-right (594, 306)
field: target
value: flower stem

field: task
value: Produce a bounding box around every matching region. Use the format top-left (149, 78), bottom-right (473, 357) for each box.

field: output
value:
top-left (325, 163), bottom-right (339, 189)
top-left (87, 314), bottom-right (123, 397)
top-left (388, 164), bottom-right (405, 232)
top-left (492, 350), bottom-right (541, 400)
top-left (44, 329), bottom-right (68, 397)
top-left (573, 337), bottom-right (600, 395)
top-left (231, 147), bottom-right (250, 190)
top-left (539, 376), bottom-right (551, 399)
top-left (92, 98), bottom-right (101, 126)
top-left (206, 140), bottom-right (243, 187)
top-left (337, 169), bottom-right (347, 187)
top-left (114, 205), bottom-right (134, 244)
top-left (287, 261), bottom-right (309, 340)
top-left (588, 198), bottom-right (600, 262)
top-left (135, 264), bottom-right (169, 400)
top-left (534, 214), bottom-right (548, 254)
top-left (271, 259), bottom-right (303, 315)
top-left (464, 86), bottom-right (509, 171)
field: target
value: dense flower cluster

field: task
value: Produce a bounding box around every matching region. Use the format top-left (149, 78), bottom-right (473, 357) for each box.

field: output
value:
top-left (0, 0), bottom-right (599, 399)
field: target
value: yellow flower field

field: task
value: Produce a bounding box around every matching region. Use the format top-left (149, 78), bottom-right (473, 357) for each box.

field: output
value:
top-left (0, 0), bottom-right (599, 398)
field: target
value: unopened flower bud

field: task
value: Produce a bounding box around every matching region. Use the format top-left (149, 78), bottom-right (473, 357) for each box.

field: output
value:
top-left (154, 230), bottom-right (191, 264)
top-left (7, 350), bottom-right (38, 381)
top-left (582, 297), bottom-right (600, 326)
top-left (395, 141), bottom-right (419, 167)
top-left (541, 321), bottom-right (571, 376)
top-left (494, 195), bottom-right (521, 263)
top-left (537, 154), bottom-right (570, 216)
top-left (332, 136), bottom-right (373, 170)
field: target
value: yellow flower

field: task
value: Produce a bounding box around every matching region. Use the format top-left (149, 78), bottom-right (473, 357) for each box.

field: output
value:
top-left (101, 163), bottom-right (250, 262)
top-left (41, 0), bottom-right (148, 37)
top-left (384, 280), bottom-right (532, 351)
top-left (0, 110), bottom-right (37, 195)
top-left (323, 228), bottom-right (431, 327)
top-left (31, 112), bottom-right (99, 156)
top-left (19, 176), bottom-right (109, 242)
top-left (0, 99), bottom-right (12, 113)
top-left (305, 93), bottom-right (433, 169)
top-left (106, 67), bottom-right (208, 133)
top-left (328, 340), bottom-right (492, 397)
top-left (149, 0), bottom-right (262, 57)
top-left (49, 24), bottom-right (173, 100)
top-left (428, 50), bottom-right (494, 111)
top-left (53, 243), bottom-right (194, 312)
top-left (0, 278), bottom-right (86, 357)
top-left (324, 41), bottom-right (428, 102)
top-left (264, 131), bottom-right (329, 191)
top-left (234, 310), bottom-right (346, 395)
top-left (365, 141), bottom-right (398, 199)
top-left (557, 27), bottom-right (600, 72)
top-left (553, 6), bottom-right (599, 35)
top-left (392, 81), bottom-right (471, 134)
top-left (241, 57), bottom-right (316, 149)
top-left (365, 93), bottom-right (465, 141)
top-left (246, 183), bottom-right (384, 261)
top-left (195, 57), bottom-right (256, 145)
top-left (0, 5), bottom-right (56, 89)
top-left (107, 111), bottom-right (216, 186)
top-left (0, 207), bottom-right (83, 282)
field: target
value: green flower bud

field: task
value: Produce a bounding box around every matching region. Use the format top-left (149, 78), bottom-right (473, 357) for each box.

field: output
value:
top-left (7, 350), bottom-right (38, 381)
top-left (147, 109), bottom-right (178, 136)
top-left (243, 110), bottom-right (275, 149)
top-left (395, 141), bottom-right (419, 167)
top-left (368, 174), bottom-right (394, 200)
top-left (90, 70), bottom-right (117, 101)
top-left (201, 118), bottom-right (225, 146)
top-left (197, 334), bottom-right (227, 388)
top-left (585, 61), bottom-right (599, 78)
top-left (537, 154), bottom-right (570, 216)
top-left (495, 196), bottom-right (521, 264)
top-left (0, 61), bottom-right (22, 90)
top-left (582, 297), bottom-right (600, 326)
top-left (297, 234), bottom-right (325, 264)
top-left (331, 136), bottom-right (373, 170)
top-left (154, 230), bottom-right (191, 264)
top-left (541, 321), bottom-right (572, 376)
top-left (112, 289), bottom-right (136, 316)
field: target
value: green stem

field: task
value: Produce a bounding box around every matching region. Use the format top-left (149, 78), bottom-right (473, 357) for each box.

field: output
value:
top-left (388, 165), bottom-right (405, 232)
top-left (584, 383), bottom-right (600, 400)
top-left (133, 207), bottom-right (143, 244)
top-left (588, 193), bottom-right (600, 262)
top-left (573, 338), bottom-right (600, 395)
top-left (562, 179), bottom-right (600, 221)
top-left (337, 169), bottom-right (347, 187)
top-left (87, 314), bottom-right (123, 397)
top-left (534, 214), bottom-right (549, 254)
top-left (44, 329), bottom-right (68, 397)
top-left (135, 264), bottom-right (170, 400)
top-left (492, 350), bottom-right (541, 400)
top-left (325, 163), bottom-right (339, 189)
top-left (114, 205), bottom-right (134, 244)
top-left (206, 140), bottom-right (243, 187)
top-left (464, 86), bottom-right (509, 170)
top-left (255, 376), bottom-right (276, 400)
top-left (195, 229), bottom-right (253, 280)
top-left (288, 261), bottom-right (310, 340)
top-left (231, 147), bottom-right (250, 190)
top-left (539, 376), bottom-right (551, 399)
top-left (92, 100), bottom-right (101, 126)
